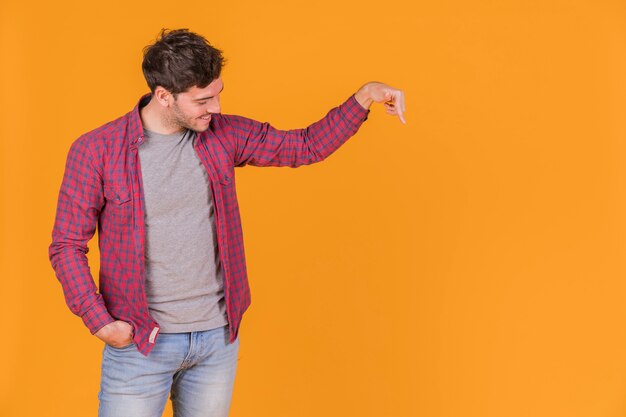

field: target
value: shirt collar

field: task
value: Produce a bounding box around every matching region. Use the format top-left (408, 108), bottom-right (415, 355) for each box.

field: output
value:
top-left (129, 93), bottom-right (153, 146)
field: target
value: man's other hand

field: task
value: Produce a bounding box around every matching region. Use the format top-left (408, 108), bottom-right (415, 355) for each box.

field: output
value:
top-left (94, 320), bottom-right (134, 348)
top-left (355, 81), bottom-right (407, 124)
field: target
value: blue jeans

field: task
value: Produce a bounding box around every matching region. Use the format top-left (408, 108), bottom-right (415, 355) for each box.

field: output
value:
top-left (98, 325), bottom-right (240, 417)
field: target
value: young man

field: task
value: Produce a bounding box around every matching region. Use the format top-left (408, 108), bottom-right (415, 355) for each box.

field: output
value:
top-left (49, 28), bottom-right (406, 417)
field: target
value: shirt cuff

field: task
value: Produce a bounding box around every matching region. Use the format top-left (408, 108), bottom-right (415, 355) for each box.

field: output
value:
top-left (81, 301), bottom-right (115, 335)
top-left (341, 93), bottom-right (370, 125)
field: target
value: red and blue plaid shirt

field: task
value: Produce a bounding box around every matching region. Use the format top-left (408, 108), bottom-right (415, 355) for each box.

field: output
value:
top-left (49, 92), bottom-right (369, 356)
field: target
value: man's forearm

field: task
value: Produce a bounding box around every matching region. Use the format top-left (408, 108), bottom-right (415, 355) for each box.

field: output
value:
top-left (49, 242), bottom-right (115, 334)
top-left (231, 93), bottom-right (370, 167)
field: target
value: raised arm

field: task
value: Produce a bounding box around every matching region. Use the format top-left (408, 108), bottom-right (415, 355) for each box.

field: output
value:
top-left (227, 93), bottom-right (367, 168)
top-left (228, 82), bottom-right (405, 168)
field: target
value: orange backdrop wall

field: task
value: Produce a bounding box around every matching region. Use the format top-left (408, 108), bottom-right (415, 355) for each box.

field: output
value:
top-left (1, 1), bottom-right (626, 416)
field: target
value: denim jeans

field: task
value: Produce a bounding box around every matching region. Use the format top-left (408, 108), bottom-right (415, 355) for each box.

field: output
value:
top-left (98, 325), bottom-right (240, 417)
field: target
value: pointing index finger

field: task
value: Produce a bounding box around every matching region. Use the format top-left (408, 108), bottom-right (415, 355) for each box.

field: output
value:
top-left (395, 91), bottom-right (406, 124)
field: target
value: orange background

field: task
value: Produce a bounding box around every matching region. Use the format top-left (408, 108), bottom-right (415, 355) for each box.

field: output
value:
top-left (1, 1), bottom-right (626, 416)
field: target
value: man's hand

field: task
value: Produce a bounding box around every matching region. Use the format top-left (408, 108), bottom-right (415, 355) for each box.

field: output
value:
top-left (94, 320), bottom-right (134, 348)
top-left (354, 82), bottom-right (407, 124)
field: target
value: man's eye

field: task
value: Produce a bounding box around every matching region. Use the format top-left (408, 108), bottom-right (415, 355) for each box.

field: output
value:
top-left (197, 101), bottom-right (207, 105)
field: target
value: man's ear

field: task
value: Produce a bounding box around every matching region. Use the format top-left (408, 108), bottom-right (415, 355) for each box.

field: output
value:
top-left (153, 86), bottom-right (173, 107)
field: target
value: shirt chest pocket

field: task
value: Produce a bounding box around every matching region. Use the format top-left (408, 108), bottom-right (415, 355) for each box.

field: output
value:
top-left (103, 184), bottom-right (132, 229)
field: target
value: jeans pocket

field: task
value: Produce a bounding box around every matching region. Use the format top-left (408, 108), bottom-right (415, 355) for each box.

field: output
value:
top-left (107, 342), bottom-right (136, 351)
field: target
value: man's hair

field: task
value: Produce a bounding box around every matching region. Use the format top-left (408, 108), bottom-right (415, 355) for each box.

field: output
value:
top-left (142, 28), bottom-right (226, 97)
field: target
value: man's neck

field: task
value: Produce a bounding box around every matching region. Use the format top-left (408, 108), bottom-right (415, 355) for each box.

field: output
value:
top-left (139, 97), bottom-right (185, 135)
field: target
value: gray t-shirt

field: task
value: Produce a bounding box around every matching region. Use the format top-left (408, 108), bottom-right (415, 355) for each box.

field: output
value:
top-left (138, 127), bottom-right (228, 333)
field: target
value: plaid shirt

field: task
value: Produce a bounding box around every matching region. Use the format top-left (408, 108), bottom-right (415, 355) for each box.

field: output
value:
top-left (49, 92), bottom-right (370, 356)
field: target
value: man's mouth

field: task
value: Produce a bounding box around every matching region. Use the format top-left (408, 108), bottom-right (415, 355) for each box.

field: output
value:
top-left (200, 114), bottom-right (211, 121)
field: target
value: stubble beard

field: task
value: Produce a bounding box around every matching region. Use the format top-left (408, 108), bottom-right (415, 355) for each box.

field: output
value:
top-left (169, 100), bottom-right (202, 133)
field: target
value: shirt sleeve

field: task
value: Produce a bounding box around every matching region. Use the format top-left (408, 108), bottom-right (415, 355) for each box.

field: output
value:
top-left (229, 93), bottom-right (370, 168)
top-left (48, 137), bottom-right (115, 335)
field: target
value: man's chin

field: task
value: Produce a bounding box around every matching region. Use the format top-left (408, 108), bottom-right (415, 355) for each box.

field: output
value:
top-left (189, 126), bottom-right (210, 133)
top-left (192, 118), bottom-right (212, 132)
top-left (185, 122), bottom-right (211, 133)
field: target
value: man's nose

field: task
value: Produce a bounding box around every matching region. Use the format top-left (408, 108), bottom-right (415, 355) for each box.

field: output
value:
top-left (208, 97), bottom-right (221, 114)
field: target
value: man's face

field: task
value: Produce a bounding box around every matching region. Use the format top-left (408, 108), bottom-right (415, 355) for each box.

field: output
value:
top-left (168, 77), bottom-right (224, 132)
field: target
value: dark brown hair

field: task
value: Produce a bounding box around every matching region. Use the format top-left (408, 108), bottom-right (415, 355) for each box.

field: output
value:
top-left (142, 28), bottom-right (226, 96)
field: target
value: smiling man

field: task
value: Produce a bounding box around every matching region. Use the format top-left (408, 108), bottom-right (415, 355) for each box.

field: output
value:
top-left (49, 28), bottom-right (405, 417)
